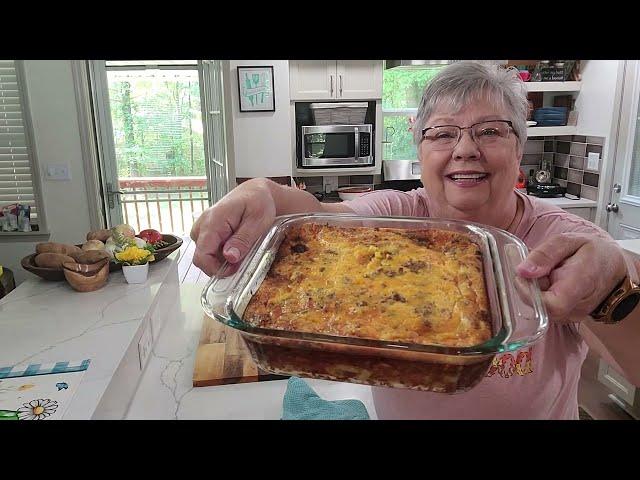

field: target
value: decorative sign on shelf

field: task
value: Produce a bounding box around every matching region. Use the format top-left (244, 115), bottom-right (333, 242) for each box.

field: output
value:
top-left (237, 65), bottom-right (275, 112)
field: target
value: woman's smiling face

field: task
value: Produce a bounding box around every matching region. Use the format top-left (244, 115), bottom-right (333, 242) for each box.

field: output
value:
top-left (418, 96), bottom-right (523, 221)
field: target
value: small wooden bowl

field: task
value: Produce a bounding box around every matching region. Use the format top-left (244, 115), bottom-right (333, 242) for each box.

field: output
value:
top-left (21, 254), bottom-right (66, 281)
top-left (73, 243), bottom-right (121, 273)
top-left (63, 259), bottom-right (110, 292)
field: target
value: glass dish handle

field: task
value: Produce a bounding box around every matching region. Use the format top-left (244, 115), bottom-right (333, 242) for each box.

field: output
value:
top-left (201, 261), bottom-right (238, 327)
top-left (201, 241), bottom-right (262, 328)
top-left (200, 215), bottom-right (296, 326)
top-left (498, 241), bottom-right (549, 353)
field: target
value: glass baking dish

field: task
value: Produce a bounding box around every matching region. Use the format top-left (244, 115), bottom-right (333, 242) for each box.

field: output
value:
top-left (202, 213), bottom-right (548, 394)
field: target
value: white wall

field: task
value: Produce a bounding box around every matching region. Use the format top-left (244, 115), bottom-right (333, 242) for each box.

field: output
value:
top-left (0, 60), bottom-right (92, 285)
top-left (575, 60), bottom-right (621, 138)
top-left (228, 61), bottom-right (292, 179)
top-left (573, 60), bottom-right (623, 228)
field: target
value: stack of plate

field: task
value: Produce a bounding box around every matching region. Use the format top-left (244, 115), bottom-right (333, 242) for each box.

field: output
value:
top-left (532, 107), bottom-right (567, 127)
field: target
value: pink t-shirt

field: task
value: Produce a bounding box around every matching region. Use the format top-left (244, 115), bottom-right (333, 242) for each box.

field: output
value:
top-left (342, 188), bottom-right (610, 419)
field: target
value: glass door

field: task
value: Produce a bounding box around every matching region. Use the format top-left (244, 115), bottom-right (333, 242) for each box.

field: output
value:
top-left (607, 61), bottom-right (640, 239)
top-left (89, 60), bottom-right (229, 235)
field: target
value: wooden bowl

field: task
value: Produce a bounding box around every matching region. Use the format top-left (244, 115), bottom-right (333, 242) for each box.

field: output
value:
top-left (109, 260), bottom-right (122, 272)
top-left (63, 259), bottom-right (110, 292)
top-left (151, 234), bottom-right (183, 262)
top-left (21, 254), bottom-right (66, 281)
top-left (22, 234), bottom-right (183, 281)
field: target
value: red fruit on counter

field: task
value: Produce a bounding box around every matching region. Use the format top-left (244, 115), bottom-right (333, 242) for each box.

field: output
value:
top-left (137, 229), bottom-right (162, 244)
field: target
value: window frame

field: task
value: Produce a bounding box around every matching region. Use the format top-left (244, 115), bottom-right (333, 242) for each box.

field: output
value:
top-left (0, 60), bottom-right (49, 239)
top-left (381, 65), bottom-right (447, 162)
top-left (381, 109), bottom-right (419, 161)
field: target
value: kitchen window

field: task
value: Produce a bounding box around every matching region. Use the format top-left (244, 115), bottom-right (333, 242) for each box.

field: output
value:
top-left (0, 60), bottom-right (45, 233)
top-left (381, 64), bottom-right (446, 161)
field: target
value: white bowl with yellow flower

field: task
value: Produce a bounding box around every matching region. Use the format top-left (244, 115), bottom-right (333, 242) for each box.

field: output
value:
top-left (115, 245), bottom-right (155, 284)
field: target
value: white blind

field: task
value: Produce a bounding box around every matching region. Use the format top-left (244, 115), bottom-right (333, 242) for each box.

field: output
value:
top-left (0, 60), bottom-right (38, 224)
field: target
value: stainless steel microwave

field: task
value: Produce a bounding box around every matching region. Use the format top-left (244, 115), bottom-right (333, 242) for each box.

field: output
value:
top-left (300, 124), bottom-right (373, 168)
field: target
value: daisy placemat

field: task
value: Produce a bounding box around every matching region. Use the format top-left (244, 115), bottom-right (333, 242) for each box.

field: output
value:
top-left (0, 359), bottom-right (90, 420)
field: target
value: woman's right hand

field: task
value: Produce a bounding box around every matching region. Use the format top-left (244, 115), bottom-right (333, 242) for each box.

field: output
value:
top-left (190, 179), bottom-right (276, 277)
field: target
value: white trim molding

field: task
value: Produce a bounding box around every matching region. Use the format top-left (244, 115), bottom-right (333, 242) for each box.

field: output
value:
top-left (70, 60), bottom-right (106, 231)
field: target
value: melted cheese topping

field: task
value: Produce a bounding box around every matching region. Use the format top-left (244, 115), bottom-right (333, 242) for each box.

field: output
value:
top-left (243, 224), bottom-right (492, 347)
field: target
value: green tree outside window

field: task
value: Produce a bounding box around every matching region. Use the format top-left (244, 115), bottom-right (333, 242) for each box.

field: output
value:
top-left (107, 72), bottom-right (206, 178)
top-left (382, 66), bottom-right (445, 160)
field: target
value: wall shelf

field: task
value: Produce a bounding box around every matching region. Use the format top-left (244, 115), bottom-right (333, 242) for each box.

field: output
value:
top-left (525, 81), bottom-right (581, 92)
top-left (527, 125), bottom-right (576, 137)
top-left (0, 230), bottom-right (50, 242)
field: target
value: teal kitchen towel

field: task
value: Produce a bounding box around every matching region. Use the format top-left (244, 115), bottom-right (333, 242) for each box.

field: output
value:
top-left (281, 376), bottom-right (370, 420)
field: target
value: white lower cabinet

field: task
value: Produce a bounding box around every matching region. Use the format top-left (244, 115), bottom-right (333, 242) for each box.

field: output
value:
top-left (597, 359), bottom-right (640, 419)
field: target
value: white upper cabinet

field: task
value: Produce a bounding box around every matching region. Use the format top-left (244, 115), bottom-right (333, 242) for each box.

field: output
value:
top-left (336, 61), bottom-right (383, 100)
top-left (289, 60), bottom-right (382, 100)
top-left (288, 60), bottom-right (336, 100)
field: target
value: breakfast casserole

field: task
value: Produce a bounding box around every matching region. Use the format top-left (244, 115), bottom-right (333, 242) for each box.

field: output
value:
top-left (243, 223), bottom-right (492, 347)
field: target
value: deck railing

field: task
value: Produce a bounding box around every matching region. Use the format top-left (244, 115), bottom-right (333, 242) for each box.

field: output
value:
top-left (118, 176), bottom-right (209, 235)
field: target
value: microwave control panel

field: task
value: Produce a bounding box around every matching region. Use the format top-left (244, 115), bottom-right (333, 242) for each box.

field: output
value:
top-left (359, 133), bottom-right (371, 157)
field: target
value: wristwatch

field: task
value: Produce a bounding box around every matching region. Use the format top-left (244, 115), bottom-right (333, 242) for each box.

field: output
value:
top-left (590, 275), bottom-right (640, 324)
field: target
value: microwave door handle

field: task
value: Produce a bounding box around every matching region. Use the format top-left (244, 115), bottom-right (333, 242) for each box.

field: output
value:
top-left (330, 75), bottom-right (334, 97)
top-left (354, 127), bottom-right (359, 161)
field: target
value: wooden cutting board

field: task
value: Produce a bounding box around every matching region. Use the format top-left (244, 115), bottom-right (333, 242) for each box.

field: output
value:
top-left (192, 315), bottom-right (288, 387)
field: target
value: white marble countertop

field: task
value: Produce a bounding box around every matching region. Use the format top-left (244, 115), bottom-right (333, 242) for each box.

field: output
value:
top-left (0, 252), bottom-right (180, 419)
top-left (617, 239), bottom-right (640, 258)
top-left (126, 284), bottom-right (377, 420)
top-left (535, 196), bottom-right (598, 208)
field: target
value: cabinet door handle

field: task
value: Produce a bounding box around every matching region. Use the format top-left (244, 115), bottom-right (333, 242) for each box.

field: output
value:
top-left (330, 75), bottom-right (334, 96)
top-left (339, 74), bottom-right (343, 96)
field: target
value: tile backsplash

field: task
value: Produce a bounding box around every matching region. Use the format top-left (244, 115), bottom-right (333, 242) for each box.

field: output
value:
top-left (521, 134), bottom-right (604, 200)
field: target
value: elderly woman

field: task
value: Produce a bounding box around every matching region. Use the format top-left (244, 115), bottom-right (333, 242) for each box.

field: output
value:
top-left (191, 61), bottom-right (636, 419)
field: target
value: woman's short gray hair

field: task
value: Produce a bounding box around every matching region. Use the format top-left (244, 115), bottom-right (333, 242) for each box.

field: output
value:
top-left (412, 61), bottom-right (528, 146)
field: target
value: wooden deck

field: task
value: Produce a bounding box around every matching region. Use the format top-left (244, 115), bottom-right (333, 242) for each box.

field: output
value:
top-left (177, 235), bottom-right (210, 285)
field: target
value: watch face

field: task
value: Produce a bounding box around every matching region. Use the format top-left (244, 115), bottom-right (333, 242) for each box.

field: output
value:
top-left (613, 293), bottom-right (640, 323)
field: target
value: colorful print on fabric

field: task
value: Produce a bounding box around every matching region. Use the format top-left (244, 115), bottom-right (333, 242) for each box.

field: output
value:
top-left (486, 347), bottom-right (534, 378)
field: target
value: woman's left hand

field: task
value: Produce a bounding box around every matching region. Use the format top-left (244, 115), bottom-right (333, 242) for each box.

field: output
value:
top-left (516, 232), bottom-right (628, 323)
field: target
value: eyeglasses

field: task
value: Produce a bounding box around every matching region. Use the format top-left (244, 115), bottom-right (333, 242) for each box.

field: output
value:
top-left (421, 120), bottom-right (517, 151)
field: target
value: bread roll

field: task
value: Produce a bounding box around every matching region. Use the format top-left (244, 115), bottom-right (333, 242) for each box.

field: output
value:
top-left (34, 252), bottom-right (76, 269)
top-left (86, 229), bottom-right (112, 242)
top-left (82, 240), bottom-right (105, 251)
top-left (36, 242), bottom-right (83, 257)
top-left (75, 250), bottom-right (110, 264)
